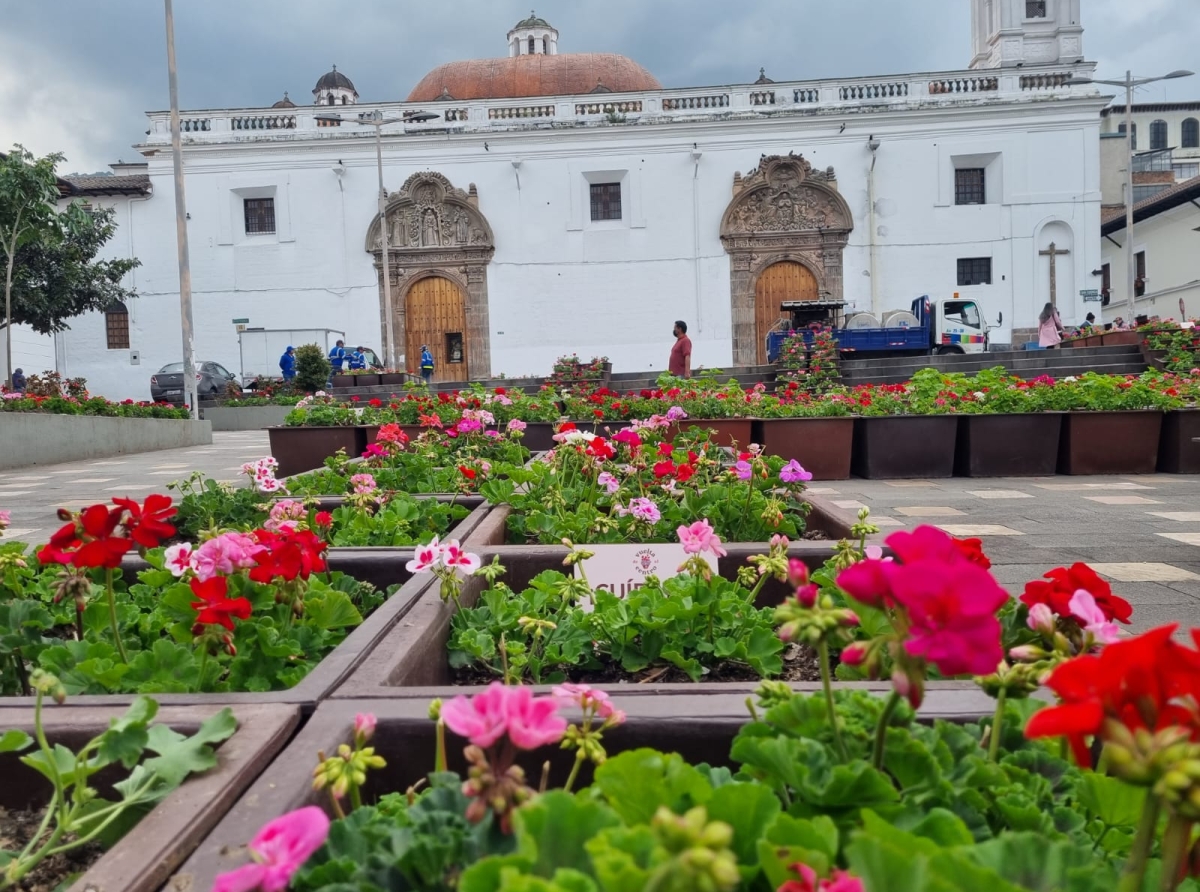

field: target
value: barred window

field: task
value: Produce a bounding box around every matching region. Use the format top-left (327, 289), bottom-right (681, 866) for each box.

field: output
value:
top-left (589, 183), bottom-right (622, 221)
top-left (1150, 120), bottom-right (1169, 151)
top-left (105, 302), bottom-right (130, 350)
top-left (956, 257), bottom-right (993, 287)
top-left (1182, 118), bottom-right (1199, 149)
top-left (955, 168), bottom-right (986, 205)
top-left (244, 197), bottom-right (276, 235)
top-left (1025, 1), bottom-right (1047, 17)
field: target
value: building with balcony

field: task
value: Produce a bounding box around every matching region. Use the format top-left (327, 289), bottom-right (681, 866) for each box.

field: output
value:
top-left (50, 1), bottom-right (1107, 398)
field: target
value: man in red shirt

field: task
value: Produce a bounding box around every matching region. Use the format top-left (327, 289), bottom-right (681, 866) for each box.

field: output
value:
top-left (669, 320), bottom-right (692, 378)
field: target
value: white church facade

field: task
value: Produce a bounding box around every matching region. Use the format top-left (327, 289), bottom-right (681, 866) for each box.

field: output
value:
top-left (55, 0), bottom-right (1107, 399)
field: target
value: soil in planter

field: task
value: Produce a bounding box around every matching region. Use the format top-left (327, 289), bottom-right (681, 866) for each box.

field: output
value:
top-left (453, 644), bottom-right (823, 686)
top-left (0, 805), bottom-right (105, 892)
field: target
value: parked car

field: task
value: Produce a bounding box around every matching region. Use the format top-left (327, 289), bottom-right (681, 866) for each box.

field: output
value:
top-left (151, 361), bottom-right (243, 404)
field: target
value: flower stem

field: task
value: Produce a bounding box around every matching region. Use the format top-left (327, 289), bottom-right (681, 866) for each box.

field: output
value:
top-left (349, 783), bottom-right (363, 812)
top-left (871, 692), bottom-right (902, 772)
top-left (732, 477), bottom-right (755, 542)
top-left (818, 640), bottom-right (849, 762)
top-left (434, 719), bottom-right (447, 773)
top-left (563, 750), bottom-right (586, 794)
top-left (988, 687), bottom-right (1007, 762)
top-left (1117, 794), bottom-right (1161, 892)
top-left (196, 645), bottom-right (209, 694)
top-left (104, 569), bottom-right (129, 664)
top-left (1158, 813), bottom-right (1193, 892)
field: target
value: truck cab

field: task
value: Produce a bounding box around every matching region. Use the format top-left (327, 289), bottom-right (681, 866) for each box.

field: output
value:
top-left (934, 296), bottom-right (988, 354)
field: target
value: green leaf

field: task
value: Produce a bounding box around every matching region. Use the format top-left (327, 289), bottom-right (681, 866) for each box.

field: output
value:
top-left (139, 706), bottom-right (237, 788)
top-left (585, 826), bottom-right (661, 892)
top-left (0, 729), bottom-right (33, 753)
top-left (705, 782), bottom-right (780, 870)
top-left (513, 791), bottom-right (621, 879)
top-left (124, 640), bottom-right (199, 693)
top-left (593, 749), bottom-right (713, 826)
top-left (304, 588), bottom-right (364, 631)
top-left (96, 695), bottom-right (158, 769)
top-left (756, 813), bottom-right (838, 888)
top-left (964, 832), bottom-right (1118, 891)
top-left (1077, 772), bottom-right (1147, 829)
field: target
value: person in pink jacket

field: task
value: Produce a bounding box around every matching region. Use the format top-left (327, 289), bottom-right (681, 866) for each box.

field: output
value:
top-left (1038, 302), bottom-right (1064, 348)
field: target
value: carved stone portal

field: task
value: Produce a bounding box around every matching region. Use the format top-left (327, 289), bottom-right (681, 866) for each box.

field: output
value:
top-left (721, 153), bottom-right (854, 366)
top-left (365, 172), bottom-right (495, 377)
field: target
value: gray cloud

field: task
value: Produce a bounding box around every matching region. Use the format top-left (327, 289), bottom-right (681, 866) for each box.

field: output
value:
top-left (2, 0), bottom-right (1197, 173)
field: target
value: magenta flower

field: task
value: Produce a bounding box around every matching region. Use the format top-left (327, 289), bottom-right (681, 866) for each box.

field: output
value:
top-left (440, 682), bottom-right (510, 748)
top-left (353, 712), bottom-right (377, 744)
top-left (665, 406), bottom-right (687, 421)
top-left (164, 542), bottom-right (194, 578)
top-left (0, 510), bottom-right (10, 533)
top-left (629, 497), bottom-right (661, 524)
top-left (504, 685), bottom-right (569, 749)
top-left (212, 806), bottom-right (329, 892)
top-left (676, 520), bottom-right (727, 558)
top-left (442, 540), bottom-right (481, 575)
top-left (779, 459), bottom-right (813, 483)
top-left (734, 461), bottom-right (753, 481)
top-left (405, 536), bottom-right (442, 574)
top-left (1068, 589), bottom-right (1120, 644)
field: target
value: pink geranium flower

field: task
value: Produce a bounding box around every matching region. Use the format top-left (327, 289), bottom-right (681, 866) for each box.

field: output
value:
top-left (191, 532), bottom-right (263, 582)
top-left (597, 471), bottom-right (620, 494)
top-left (163, 542), bottom-right (194, 577)
top-left (1068, 589), bottom-right (1121, 644)
top-left (441, 682), bottom-right (510, 748)
top-left (503, 684), bottom-right (570, 749)
top-left (629, 497), bottom-right (661, 524)
top-left (553, 682), bottom-right (624, 721)
top-left (506, 419), bottom-right (527, 433)
top-left (733, 460), bottom-right (753, 481)
top-left (212, 806), bottom-right (329, 892)
top-left (441, 540), bottom-right (481, 575)
top-left (1026, 602), bottom-right (1057, 634)
top-left (353, 712), bottom-right (377, 743)
top-left (676, 519), bottom-right (727, 558)
top-left (405, 537), bottom-right (442, 573)
top-left (779, 459), bottom-right (813, 483)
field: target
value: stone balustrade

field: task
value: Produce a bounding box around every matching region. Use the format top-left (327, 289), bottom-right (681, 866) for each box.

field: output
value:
top-left (142, 62), bottom-right (1097, 145)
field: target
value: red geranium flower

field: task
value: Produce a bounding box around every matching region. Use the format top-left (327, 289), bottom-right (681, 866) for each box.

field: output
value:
top-left (952, 537), bottom-right (991, 569)
top-left (112, 494), bottom-right (177, 549)
top-left (612, 429), bottom-right (642, 450)
top-left (189, 576), bottom-right (253, 631)
top-left (657, 443), bottom-right (673, 457)
top-left (369, 398), bottom-right (383, 408)
top-left (557, 422), bottom-right (577, 433)
top-left (249, 528), bottom-right (328, 584)
top-left (314, 511), bottom-right (333, 528)
top-left (1025, 624), bottom-right (1200, 766)
top-left (1021, 563), bottom-right (1132, 624)
top-left (676, 464), bottom-right (696, 483)
top-left (459, 465), bottom-right (477, 480)
top-left (653, 460), bottom-right (676, 479)
top-left (38, 504), bottom-right (132, 569)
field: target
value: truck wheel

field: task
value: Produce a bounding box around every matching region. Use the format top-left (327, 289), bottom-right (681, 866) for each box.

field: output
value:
top-left (936, 346), bottom-right (964, 356)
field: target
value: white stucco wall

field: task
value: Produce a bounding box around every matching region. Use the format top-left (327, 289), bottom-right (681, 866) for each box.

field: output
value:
top-left (1101, 200), bottom-right (1200, 323)
top-left (56, 97), bottom-right (1105, 400)
top-left (0, 325), bottom-right (55, 382)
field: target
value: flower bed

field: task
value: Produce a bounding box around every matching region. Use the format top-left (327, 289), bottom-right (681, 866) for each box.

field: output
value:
top-left (176, 549), bottom-right (1193, 892)
top-left (0, 697), bottom-right (298, 892)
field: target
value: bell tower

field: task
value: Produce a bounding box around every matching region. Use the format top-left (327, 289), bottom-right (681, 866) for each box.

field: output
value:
top-left (970, 0), bottom-right (1084, 69)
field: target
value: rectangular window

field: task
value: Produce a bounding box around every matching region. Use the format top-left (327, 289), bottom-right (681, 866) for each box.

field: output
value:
top-left (1174, 162), bottom-right (1199, 181)
top-left (1135, 251), bottom-right (1146, 297)
top-left (244, 197), bottom-right (276, 235)
top-left (1101, 263), bottom-right (1111, 298)
top-left (105, 308), bottom-right (130, 350)
top-left (1025, 0), bottom-right (1047, 17)
top-left (445, 332), bottom-right (464, 364)
top-left (956, 257), bottom-right (993, 286)
top-left (954, 168), bottom-right (986, 205)
top-left (589, 183), bottom-right (623, 221)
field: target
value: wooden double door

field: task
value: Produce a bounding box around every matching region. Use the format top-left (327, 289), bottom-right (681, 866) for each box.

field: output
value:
top-left (754, 261), bottom-right (819, 364)
top-left (405, 275), bottom-right (469, 383)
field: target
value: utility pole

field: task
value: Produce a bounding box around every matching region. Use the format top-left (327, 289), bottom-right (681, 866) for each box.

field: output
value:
top-left (164, 0), bottom-right (198, 418)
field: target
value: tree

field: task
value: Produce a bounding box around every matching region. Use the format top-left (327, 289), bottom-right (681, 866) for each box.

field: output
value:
top-left (294, 344), bottom-right (331, 393)
top-left (6, 203), bottom-right (139, 335)
top-left (0, 146), bottom-right (61, 389)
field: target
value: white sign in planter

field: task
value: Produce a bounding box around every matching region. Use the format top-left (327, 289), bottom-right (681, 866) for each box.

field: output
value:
top-left (576, 544), bottom-right (718, 599)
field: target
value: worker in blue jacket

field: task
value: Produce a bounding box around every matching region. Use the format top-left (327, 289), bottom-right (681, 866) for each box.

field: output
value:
top-left (328, 340), bottom-right (347, 372)
top-left (348, 347), bottom-right (367, 371)
top-left (420, 345), bottom-right (435, 384)
top-left (279, 346), bottom-right (296, 380)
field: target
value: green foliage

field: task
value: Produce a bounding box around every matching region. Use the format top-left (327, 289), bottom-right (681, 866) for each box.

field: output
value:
top-left (447, 569), bottom-right (783, 684)
top-left (294, 343), bottom-right (332, 393)
top-left (326, 496), bottom-right (469, 547)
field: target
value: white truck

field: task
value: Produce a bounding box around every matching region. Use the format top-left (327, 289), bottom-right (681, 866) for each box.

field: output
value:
top-left (237, 328), bottom-right (350, 384)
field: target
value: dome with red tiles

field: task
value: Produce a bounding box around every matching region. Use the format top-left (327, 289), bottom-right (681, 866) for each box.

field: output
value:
top-left (407, 13), bottom-right (660, 102)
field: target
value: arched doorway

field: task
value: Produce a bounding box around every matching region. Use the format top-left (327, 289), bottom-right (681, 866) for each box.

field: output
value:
top-left (754, 261), bottom-right (819, 364)
top-left (406, 276), bottom-right (469, 383)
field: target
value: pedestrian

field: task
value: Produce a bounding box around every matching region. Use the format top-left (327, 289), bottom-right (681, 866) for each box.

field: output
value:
top-left (279, 346), bottom-right (296, 381)
top-left (1038, 303), bottom-right (1064, 349)
top-left (420, 344), bottom-right (435, 384)
top-left (10, 368), bottom-right (26, 393)
top-left (348, 346), bottom-right (366, 371)
top-left (328, 340), bottom-right (347, 372)
top-left (669, 320), bottom-right (692, 379)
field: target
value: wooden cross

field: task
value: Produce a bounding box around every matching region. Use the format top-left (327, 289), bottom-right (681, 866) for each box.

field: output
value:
top-left (1039, 242), bottom-right (1071, 308)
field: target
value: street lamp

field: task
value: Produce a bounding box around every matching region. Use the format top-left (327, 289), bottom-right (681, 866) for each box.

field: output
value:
top-left (316, 109), bottom-right (439, 371)
top-left (1068, 69), bottom-right (1193, 325)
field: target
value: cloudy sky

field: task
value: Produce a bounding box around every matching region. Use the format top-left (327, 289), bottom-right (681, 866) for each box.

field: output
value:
top-left (2, 0), bottom-right (1196, 174)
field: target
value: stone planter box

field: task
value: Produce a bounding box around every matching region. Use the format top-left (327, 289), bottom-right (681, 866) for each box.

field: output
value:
top-left (1057, 410), bottom-right (1164, 475)
top-left (330, 374), bottom-right (355, 389)
top-left (352, 373), bottom-right (383, 387)
top-left (268, 425), bottom-right (365, 477)
top-left (756, 417), bottom-right (855, 480)
top-left (851, 416), bottom-right (958, 479)
top-left (171, 689), bottom-right (994, 892)
top-left (0, 702), bottom-right (299, 892)
top-left (1158, 408), bottom-right (1200, 474)
top-left (673, 418), bottom-right (754, 449)
top-left (379, 372), bottom-right (407, 386)
top-left (0, 415), bottom-right (213, 472)
top-left (203, 405), bottom-right (293, 431)
top-left (1101, 331), bottom-right (1140, 347)
top-left (954, 413), bottom-right (1064, 477)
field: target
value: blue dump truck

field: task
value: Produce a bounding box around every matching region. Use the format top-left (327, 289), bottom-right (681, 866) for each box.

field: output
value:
top-left (766, 295), bottom-right (1000, 363)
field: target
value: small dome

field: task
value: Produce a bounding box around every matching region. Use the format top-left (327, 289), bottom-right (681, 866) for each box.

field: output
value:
top-left (754, 68), bottom-right (775, 85)
top-left (512, 10), bottom-right (553, 31)
top-left (272, 91), bottom-right (296, 108)
top-left (314, 65), bottom-right (356, 94)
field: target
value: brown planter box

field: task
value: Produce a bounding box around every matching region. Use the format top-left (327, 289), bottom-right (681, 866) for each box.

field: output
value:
top-left (379, 373), bottom-right (406, 386)
top-left (332, 496), bottom-right (880, 698)
top-left (756, 417), bottom-right (854, 480)
top-left (171, 689), bottom-right (995, 892)
top-left (954, 413), bottom-right (1063, 477)
top-left (331, 374), bottom-right (355, 389)
top-left (1, 702), bottom-right (298, 892)
top-left (1102, 331), bottom-right (1140, 347)
top-left (352, 373), bottom-right (383, 387)
top-left (1140, 348), bottom-right (1169, 370)
top-left (1057, 411), bottom-right (1164, 475)
top-left (1083, 335), bottom-right (1104, 347)
top-left (851, 416), bottom-right (958, 479)
top-left (674, 418), bottom-right (754, 449)
top-left (1158, 409), bottom-right (1200, 474)
top-left (269, 425), bottom-right (365, 477)
top-left (4, 503), bottom-right (493, 709)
